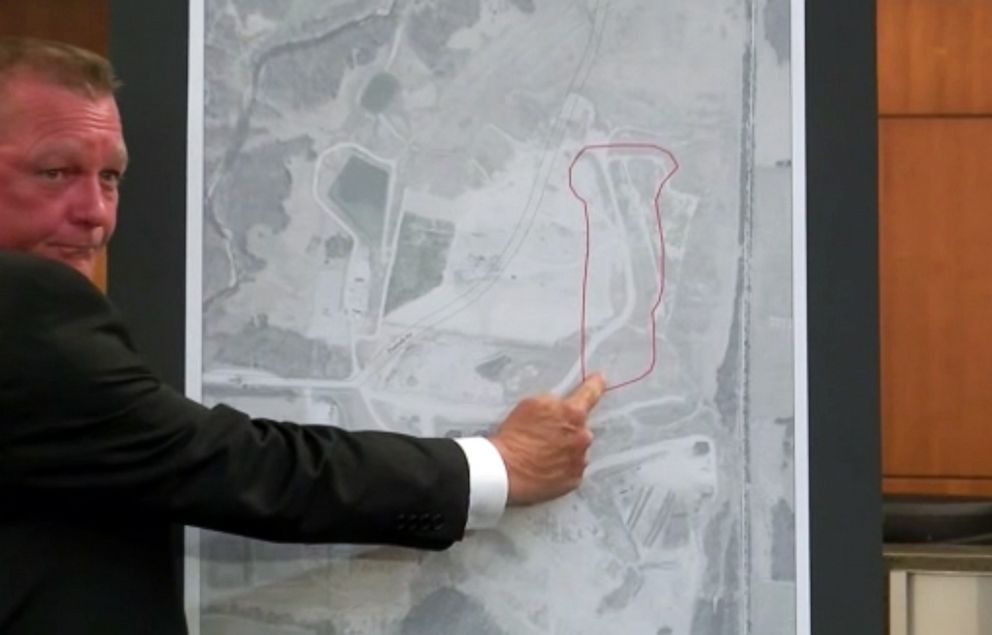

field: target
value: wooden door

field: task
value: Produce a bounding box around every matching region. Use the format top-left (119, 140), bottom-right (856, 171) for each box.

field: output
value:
top-left (879, 0), bottom-right (992, 496)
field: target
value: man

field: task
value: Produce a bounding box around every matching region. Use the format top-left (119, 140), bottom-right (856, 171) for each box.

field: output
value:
top-left (0, 37), bottom-right (605, 633)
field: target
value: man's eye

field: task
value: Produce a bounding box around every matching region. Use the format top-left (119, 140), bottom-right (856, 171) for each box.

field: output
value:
top-left (38, 168), bottom-right (67, 181)
top-left (100, 170), bottom-right (123, 186)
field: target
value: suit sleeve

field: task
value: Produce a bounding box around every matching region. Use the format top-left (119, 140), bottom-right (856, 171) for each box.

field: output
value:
top-left (0, 256), bottom-right (469, 548)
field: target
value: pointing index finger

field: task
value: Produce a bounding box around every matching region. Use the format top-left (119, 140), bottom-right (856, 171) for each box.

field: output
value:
top-left (565, 373), bottom-right (607, 413)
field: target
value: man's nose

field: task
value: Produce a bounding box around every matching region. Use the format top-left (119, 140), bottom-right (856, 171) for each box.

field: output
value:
top-left (67, 175), bottom-right (114, 227)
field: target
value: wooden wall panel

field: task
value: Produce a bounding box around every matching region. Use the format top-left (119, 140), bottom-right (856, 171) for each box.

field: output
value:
top-left (0, 0), bottom-right (108, 45)
top-left (880, 118), bottom-right (992, 482)
top-left (878, 0), bottom-right (992, 115)
top-left (0, 0), bottom-right (110, 289)
top-left (885, 477), bottom-right (992, 498)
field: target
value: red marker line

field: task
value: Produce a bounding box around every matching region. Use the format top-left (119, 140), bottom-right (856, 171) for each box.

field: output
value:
top-left (567, 142), bottom-right (680, 392)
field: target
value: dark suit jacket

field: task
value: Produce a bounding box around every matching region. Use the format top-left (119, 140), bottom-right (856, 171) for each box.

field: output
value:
top-left (0, 251), bottom-right (471, 633)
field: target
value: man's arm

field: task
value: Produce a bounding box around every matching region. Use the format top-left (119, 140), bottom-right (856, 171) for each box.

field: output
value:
top-left (0, 253), bottom-right (468, 548)
top-left (0, 253), bottom-right (604, 544)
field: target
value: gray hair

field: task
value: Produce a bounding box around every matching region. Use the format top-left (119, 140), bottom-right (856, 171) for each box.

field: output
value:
top-left (0, 36), bottom-right (120, 97)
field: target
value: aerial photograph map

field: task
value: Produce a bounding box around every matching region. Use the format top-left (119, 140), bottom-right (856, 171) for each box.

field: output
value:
top-left (190, 0), bottom-right (798, 633)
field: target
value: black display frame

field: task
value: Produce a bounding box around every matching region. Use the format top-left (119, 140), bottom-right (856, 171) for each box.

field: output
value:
top-left (108, 2), bottom-right (881, 632)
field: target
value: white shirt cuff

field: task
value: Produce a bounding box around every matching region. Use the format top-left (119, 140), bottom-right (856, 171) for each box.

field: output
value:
top-left (454, 437), bottom-right (508, 530)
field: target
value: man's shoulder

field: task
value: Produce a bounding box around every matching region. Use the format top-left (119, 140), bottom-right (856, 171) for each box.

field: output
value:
top-left (0, 250), bottom-right (106, 317)
top-left (0, 249), bottom-right (87, 280)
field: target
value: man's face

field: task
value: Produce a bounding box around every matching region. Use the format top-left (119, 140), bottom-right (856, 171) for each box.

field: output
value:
top-left (0, 72), bottom-right (127, 280)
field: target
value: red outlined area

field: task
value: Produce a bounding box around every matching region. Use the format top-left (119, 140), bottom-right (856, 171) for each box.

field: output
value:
top-left (567, 142), bottom-right (680, 392)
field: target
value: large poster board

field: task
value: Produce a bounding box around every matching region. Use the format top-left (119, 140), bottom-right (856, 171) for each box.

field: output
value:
top-left (180, 1), bottom-right (810, 633)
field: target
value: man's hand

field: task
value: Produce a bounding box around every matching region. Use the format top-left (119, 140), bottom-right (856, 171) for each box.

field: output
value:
top-left (488, 373), bottom-right (606, 506)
